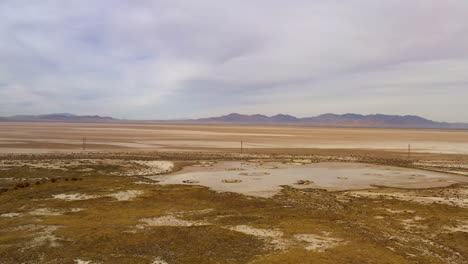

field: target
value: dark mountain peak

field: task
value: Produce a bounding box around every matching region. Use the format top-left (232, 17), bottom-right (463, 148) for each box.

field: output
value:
top-left (341, 113), bottom-right (365, 119)
top-left (42, 113), bottom-right (77, 117)
top-left (12, 113), bottom-right (77, 118)
top-left (225, 113), bottom-right (242, 117)
top-left (3, 113), bottom-right (116, 123)
top-left (271, 114), bottom-right (298, 122)
top-left (317, 113), bottom-right (338, 118)
top-left (198, 113), bottom-right (270, 122)
top-left (193, 113), bottom-right (466, 129)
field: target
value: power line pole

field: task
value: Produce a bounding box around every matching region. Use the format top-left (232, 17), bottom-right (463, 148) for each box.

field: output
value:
top-left (407, 144), bottom-right (410, 159)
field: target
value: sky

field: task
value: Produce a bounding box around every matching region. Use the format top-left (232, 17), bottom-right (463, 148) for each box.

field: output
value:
top-left (1, 0), bottom-right (468, 122)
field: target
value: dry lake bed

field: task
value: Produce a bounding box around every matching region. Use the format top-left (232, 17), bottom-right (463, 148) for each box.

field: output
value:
top-left (0, 123), bottom-right (468, 264)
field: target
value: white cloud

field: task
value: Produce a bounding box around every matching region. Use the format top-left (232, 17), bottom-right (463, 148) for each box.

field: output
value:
top-left (0, 0), bottom-right (467, 121)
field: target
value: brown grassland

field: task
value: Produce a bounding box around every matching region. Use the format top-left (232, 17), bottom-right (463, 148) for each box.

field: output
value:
top-left (0, 122), bottom-right (468, 264)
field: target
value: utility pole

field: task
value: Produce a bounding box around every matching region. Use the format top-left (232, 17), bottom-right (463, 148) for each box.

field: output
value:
top-left (83, 137), bottom-right (87, 151)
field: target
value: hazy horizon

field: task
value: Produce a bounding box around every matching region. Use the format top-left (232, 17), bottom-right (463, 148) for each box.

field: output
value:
top-left (5, 111), bottom-right (468, 124)
top-left (1, 1), bottom-right (468, 122)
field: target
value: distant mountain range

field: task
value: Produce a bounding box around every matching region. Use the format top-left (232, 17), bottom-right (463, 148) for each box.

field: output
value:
top-left (1, 112), bottom-right (467, 129)
top-left (194, 113), bottom-right (468, 129)
top-left (11, 113), bottom-right (78, 118)
top-left (0, 113), bottom-right (115, 123)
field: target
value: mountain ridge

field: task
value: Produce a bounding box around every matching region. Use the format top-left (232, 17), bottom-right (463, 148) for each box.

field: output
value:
top-left (0, 112), bottom-right (467, 129)
top-left (2, 114), bottom-right (115, 123)
top-left (194, 113), bottom-right (467, 129)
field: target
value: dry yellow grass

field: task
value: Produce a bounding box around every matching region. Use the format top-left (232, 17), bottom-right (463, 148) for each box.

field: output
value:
top-left (0, 154), bottom-right (467, 263)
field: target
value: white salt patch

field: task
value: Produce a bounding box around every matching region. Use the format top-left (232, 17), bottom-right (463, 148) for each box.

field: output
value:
top-left (227, 225), bottom-right (283, 238)
top-left (53, 193), bottom-right (100, 201)
top-left (138, 215), bottom-right (209, 227)
top-left (133, 181), bottom-right (159, 185)
top-left (30, 208), bottom-right (63, 216)
top-left (75, 260), bottom-right (100, 264)
top-left (226, 225), bottom-right (287, 250)
top-left (226, 225), bottom-right (344, 251)
top-left (10, 224), bottom-right (43, 232)
top-left (0, 212), bottom-right (22, 217)
top-left (29, 208), bottom-right (85, 215)
top-left (24, 225), bottom-right (63, 249)
top-left (108, 190), bottom-right (144, 201)
top-left (152, 257), bottom-right (169, 264)
top-left (294, 234), bottom-right (343, 251)
top-left (385, 209), bottom-right (416, 214)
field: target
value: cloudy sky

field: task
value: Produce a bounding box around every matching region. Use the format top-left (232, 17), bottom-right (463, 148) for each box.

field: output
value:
top-left (1, 0), bottom-right (467, 121)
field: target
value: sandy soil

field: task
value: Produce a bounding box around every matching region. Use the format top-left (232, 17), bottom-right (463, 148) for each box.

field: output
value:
top-left (1, 122), bottom-right (468, 154)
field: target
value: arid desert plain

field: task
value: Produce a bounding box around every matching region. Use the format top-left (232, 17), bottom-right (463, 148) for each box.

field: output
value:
top-left (1, 122), bottom-right (468, 264)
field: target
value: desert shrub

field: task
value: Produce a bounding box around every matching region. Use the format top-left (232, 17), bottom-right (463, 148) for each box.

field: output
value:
top-left (35, 181), bottom-right (41, 185)
top-left (71, 177), bottom-right (78, 181)
top-left (24, 182), bottom-right (30, 187)
top-left (15, 182), bottom-right (25, 188)
top-left (50, 178), bottom-right (57, 183)
top-left (64, 178), bottom-right (69, 181)
top-left (0, 187), bottom-right (8, 193)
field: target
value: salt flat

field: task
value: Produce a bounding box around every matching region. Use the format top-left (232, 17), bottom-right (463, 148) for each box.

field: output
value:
top-left (1, 122), bottom-right (468, 154)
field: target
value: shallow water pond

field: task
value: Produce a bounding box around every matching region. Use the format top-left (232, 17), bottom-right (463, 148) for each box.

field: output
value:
top-left (148, 162), bottom-right (468, 197)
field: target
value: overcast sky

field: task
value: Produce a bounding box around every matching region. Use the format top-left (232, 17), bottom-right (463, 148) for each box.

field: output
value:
top-left (1, 1), bottom-right (467, 122)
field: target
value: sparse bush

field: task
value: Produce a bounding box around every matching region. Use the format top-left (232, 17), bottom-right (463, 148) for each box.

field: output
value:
top-left (15, 182), bottom-right (25, 188)
top-left (35, 181), bottom-right (41, 185)
top-left (71, 177), bottom-right (78, 181)
top-left (24, 182), bottom-right (30, 187)
top-left (50, 178), bottom-right (57, 183)
top-left (0, 187), bottom-right (8, 193)
top-left (64, 177), bottom-right (69, 181)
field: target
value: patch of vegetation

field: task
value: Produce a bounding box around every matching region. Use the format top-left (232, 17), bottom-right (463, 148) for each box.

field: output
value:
top-left (0, 156), bottom-right (467, 264)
